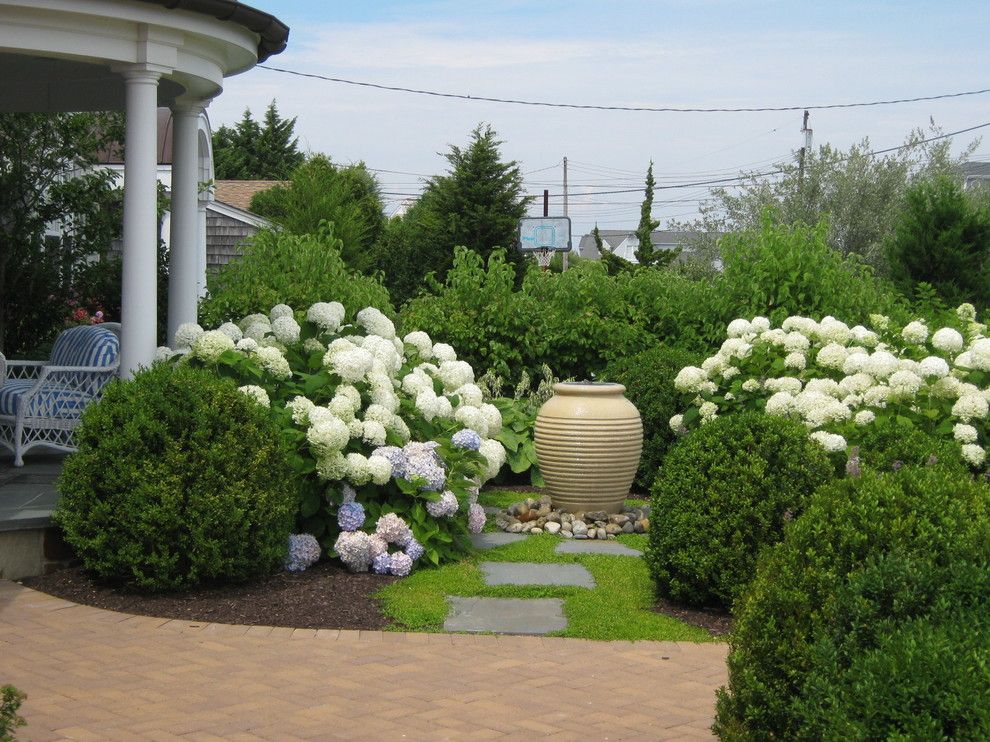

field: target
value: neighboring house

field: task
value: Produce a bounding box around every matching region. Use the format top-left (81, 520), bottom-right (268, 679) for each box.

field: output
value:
top-left (209, 181), bottom-right (282, 271)
top-left (577, 229), bottom-right (700, 262)
top-left (961, 161), bottom-right (990, 191)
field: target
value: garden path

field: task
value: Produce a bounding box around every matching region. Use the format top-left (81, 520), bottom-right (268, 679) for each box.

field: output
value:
top-left (1, 579), bottom-right (727, 740)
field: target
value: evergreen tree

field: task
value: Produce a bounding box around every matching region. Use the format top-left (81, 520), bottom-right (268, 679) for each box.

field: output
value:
top-left (212, 101), bottom-right (303, 180)
top-left (377, 124), bottom-right (530, 303)
top-left (886, 176), bottom-right (990, 308)
top-left (633, 162), bottom-right (679, 268)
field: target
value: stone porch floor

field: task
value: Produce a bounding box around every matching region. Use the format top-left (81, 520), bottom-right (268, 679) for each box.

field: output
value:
top-left (0, 453), bottom-right (65, 532)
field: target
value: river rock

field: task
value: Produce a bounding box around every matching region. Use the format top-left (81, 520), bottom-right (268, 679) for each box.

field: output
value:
top-left (545, 522), bottom-right (561, 535)
top-left (605, 523), bottom-right (622, 535)
top-left (572, 521), bottom-right (588, 537)
top-left (622, 521), bottom-right (635, 534)
top-left (586, 528), bottom-right (597, 539)
top-left (598, 528), bottom-right (610, 540)
top-left (610, 514), bottom-right (629, 526)
top-left (507, 523), bottom-right (525, 533)
top-left (585, 510), bottom-right (608, 522)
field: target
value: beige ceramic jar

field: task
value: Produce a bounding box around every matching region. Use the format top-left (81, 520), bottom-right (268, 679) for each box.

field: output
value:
top-left (534, 382), bottom-right (643, 514)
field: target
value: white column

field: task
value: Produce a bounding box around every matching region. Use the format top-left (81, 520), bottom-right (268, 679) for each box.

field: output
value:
top-left (119, 66), bottom-right (162, 378)
top-left (167, 100), bottom-right (205, 343)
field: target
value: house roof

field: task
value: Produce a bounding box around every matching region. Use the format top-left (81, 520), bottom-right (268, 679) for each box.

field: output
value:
top-left (213, 180), bottom-right (284, 211)
top-left (577, 229), bottom-right (699, 260)
top-left (134, 0), bottom-right (289, 62)
top-left (961, 161), bottom-right (990, 179)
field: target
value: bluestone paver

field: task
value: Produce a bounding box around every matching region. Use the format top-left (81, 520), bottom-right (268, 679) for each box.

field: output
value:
top-left (469, 532), bottom-right (527, 550)
top-left (444, 596), bottom-right (566, 635)
top-left (556, 539), bottom-right (643, 556)
top-left (479, 561), bottom-right (596, 588)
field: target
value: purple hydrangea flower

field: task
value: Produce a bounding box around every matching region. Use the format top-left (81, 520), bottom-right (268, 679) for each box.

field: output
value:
top-left (452, 429), bottom-right (482, 451)
top-left (334, 531), bottom-right (372, 572)
top-left (376, 512), bottom-right (413, 547)
top-left (405, 538), bottom-right (425, 562)
top-left (404, 450), bottom-right (446, 491)
top-left (373, 446), bottom-right (407, 479)
top-left (467, 503), bottom-right (486, 534)
top-left (337, 501), bottom-right (366, 532)
top-left (285, 533), bottom-right (321, 573)
top-left (426, 491), bottom-right (459, 518)
top-left (389, 551), bottom-right (413, 577)
top-left (372, 552), bottom-right (392, 575)
top-left (368, 534), bottom-right (389, 558)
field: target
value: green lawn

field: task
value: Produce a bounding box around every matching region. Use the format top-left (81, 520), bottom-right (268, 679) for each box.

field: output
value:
top-left (376, 513), bottom-right (716, 642)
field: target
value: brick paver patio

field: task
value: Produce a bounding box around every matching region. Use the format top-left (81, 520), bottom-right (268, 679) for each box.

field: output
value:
top-left (0, 580), bottom-right (728, 740)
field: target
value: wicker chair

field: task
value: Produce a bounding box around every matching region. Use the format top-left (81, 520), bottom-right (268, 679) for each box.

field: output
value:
top-left (0, 326), bottom-right (120, 466)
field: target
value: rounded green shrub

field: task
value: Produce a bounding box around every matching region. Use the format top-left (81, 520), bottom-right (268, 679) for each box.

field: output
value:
top-left (646, 413), bottom-right (834, 609)
top-left (715, 467), bottom-right (990, 740)
top-left (55, 363), bottom-right (296, 591)
top-left (852, 424), bottom-right (968, 477)
top-left (605, 345), bottom-right (699, 491)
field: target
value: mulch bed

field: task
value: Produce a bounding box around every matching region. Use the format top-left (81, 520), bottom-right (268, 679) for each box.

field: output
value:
top-left (653, 598), bottom-right (733, 637)
top-left (21, 563), bottom-right (398, 630)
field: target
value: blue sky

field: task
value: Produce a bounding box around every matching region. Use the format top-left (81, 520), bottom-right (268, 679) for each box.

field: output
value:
top-left (213, 1), bottom-right (990, 235)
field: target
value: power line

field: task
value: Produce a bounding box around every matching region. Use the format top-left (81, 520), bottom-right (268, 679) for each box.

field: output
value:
top-left (258, 65), bottom-right (990, 113)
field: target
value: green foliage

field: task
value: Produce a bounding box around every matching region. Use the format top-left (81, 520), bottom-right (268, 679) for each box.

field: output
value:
top-left (887, 176), bottom-right (990, 309)
top-left (54, 364), bottom-right (295, 591)
top-left (853, 425), bottom-right (968, 477)
top-left (605, 345), bottom-right (699, 490)
top-left (711, 212), bottom-right (903, 337)
top-left (646, 413), bottom-right (834, 610)
top-left (249, 155), bottom-right (385, 271)
top-left (0, 111), bottom-right (122, 355)
top-left (373, 124), bottom-right (530, 304)
top-left (0, 685), bottom-right (26, 742)
top-left (212, 101), bottom-right (304, 180)
top-left (199, 225), bottom-right (392, 327)
top-left (714, 467), bottom-right (990, 740)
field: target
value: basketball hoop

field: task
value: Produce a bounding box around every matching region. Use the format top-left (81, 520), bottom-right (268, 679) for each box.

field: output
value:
top-left (535, 247), bottom-right (553, 271)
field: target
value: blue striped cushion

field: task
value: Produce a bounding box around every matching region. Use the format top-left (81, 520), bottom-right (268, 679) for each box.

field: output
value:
top-left (0, 379), bottom-right (87, 419)
top-left (49, 326), bottom-right (119, 368)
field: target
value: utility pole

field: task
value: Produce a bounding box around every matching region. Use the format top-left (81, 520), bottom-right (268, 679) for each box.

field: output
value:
top-left (543, 189), bottom-right (549, 217)
top-left (798, 110), bottom-right (812, 192)
top-left (562, 156), bottom-right (569, 271)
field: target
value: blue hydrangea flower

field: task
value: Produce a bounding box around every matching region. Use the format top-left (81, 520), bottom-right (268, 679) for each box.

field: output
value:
top-left (373, 446), bottom-right (407, 479)
top-left (389, 551), bottom-right (413, 577)
top-left (468, 503), bottom-right (486, 534)
top-left (405, 538), bottom-right (425, 562)
top-left (285, 533), bottom-right (321, 572)
top-left (372, 552), bottom-right (392, 575)
top-left (337, 501), bottom-right (366, 532)
top-left (452, 429), bottom-right (482, 451)
top-left (426, 491), bottom-right (458, 518)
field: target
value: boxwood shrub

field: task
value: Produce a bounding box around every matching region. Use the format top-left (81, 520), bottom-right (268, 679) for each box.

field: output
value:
top-left (852, 424), bottom-right (968, 477)
top-left (55, 363), bottom-right (296, 591)
top-left (605, 344), bottom-right (699, 492)
top-left (646, 412), bottom-right (834, 610)
top-left (715, 466), bottom-right (990, 740)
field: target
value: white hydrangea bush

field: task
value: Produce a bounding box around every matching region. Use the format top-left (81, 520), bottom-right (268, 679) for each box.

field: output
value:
top-left (672, 304), bottom-right (990, 471)
top-left (162, 301), bottom-right (505, 569)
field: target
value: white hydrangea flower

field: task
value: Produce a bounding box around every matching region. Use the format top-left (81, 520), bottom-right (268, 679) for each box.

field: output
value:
top-left (863, 385), bottom-right (891, 408)
top-left (701, 355), bottom-right (728, 376)
top-left (850, 325), bottom-right (879, 347)
top-left (804, 378), bottom-right (842, 398)
top-left (794, 390), bottom-right (851, 429)
top-left (957, 303), bottom-right (977, 322)
top-left (438, 360), bottom-right (474, 391)
top-left (888, 370), bottom-right (923, 399)
top-left (238, 313), bottom-right (270, 331)
top-left (329, 347), bottom-right (374, 382)
top-left (932, 327), bottom-right (965, 354)
top-left (362, 420), bottom-right (388, 447)
top-left (720, 338), bottom-right (753, 360)
top-left (962, 443), bottom-right (986, 468)
top-left (765, 392), bottom-right (795, 416)
top-left (954, 423), bottom-right (979, 444)
top-left (742, 378), bottom-right (761, 393)
top-left (479, 438), bottom-right (507, 481)
top-left (288, 396), bottom-right (316, 426)
top-left (244, 322), bottom-right (270, 342)
top-left (869, 314), bottom-right (890, 331)
top-left (235, 337), bottom-right (259, 352)
top-left (669, 414), bottom-right (685, 432)
top-left (217, 322), bottom-right (243, 342)
top-left (954, 351), bottom-right (974, 371)
top-left (307, 301), bottom-right (346, 332)
top-left (750, 316), bottom-right (771, 333)
top-left (316, 452), bottom-right (348, 481)
top-left (302, 338), bottom-right (326, 355)
top-left (254, 345), bottom-right (292, 379)
top-left (952, 394), bottom-right (989, 422)
top-left (816, 318), bottom-right (852, 345)
top-left (900, 321), bottom-right (929, 345)
top-left (271, 316), bottom-right (301, 344)
top-left (191, 330), bottom-right (235, 362)
top-left (864, 350), bottom-right (900, 379)
top-left (402, 370), bottom-right (433, 396)
top-left (237, 385), bottom-right (270, 408)
top-left (367, 454), bottom-right (393, 485)
top-left (336, 385), bottom-right (362, 409)
top-left (480, 403), bottom-right (502, 436)
top-left (389, 416), bottom-right (411, 443)
top-left (969, 338), bottom-right (990, 371)
top-left (810, 431), bottom-right (847, 453)
top-left (155, 345), bottom-right (182, 361)
top-left (930, 376), bottom-right (962, 399)
top-left (455, 405), bottom-right (485, 435)
top-left (854, 410), bottom-right (875, 426)
top-left (764, 377), bottom-right (803, 395)
top-left (307, 406), bottom-right (335, 427)
top-left (345, 452), bottom-right (373, 485)
top-left (816, 343), bottom-right (848, 370)
top-left (726, 318), bottom-right (752, 338)
top-left (403, 330), bottom-right (433, 359)
top-left (699, 401), bottom-right (718, 422)
top-left (782, 316), bottom-right (817, 335)
top-left (307, 417), bottom-right (350, 455)
top-left (415, 390), bottom-right (440, 421)
top-left (432, 343), bottom-right (457, 362)
top-left (453, 383), bottom-right (484, 408)
top-left (839, 373), bottom-right (874, 396)
top-left (434, 395), bottom-right (454, 419)
top-left (174, 322), bottom-right (204, 348)
top-left (363, 403), bottom-right (392, 427)
top-left (784, 352), bottom-right (807, 371)
top-left (760, 328), bottom-right (787, 346)
top-left (722, 366), bottom-right (740, 380)
top-left (783, 331), bottom-right (811, 353)
top-left (347, 419), bottom-right (364, 438)
top-left (918, 356), bottom-right (950, 379)
top-left (674, 366), bottom-right (709, 393)
top-left (363, 335), bottom-right (402, 376)
top-left (270, 303), bottom-right (293, 320)
top-left (356, 307), bottom-right (396, 339)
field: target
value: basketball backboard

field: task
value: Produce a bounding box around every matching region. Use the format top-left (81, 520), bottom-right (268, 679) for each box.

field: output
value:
top-left (518, 216), bottom-right (571, 252)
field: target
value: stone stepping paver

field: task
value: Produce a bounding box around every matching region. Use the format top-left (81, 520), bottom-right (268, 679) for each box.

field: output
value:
top-left (556, 540), bottom-right (643, 557)
top-left (444, 596), bottom-right (566, 635)
top-left (480, 561), bottom-right (596, 588)
top-left (470, 532), bottom-right (528, 550)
